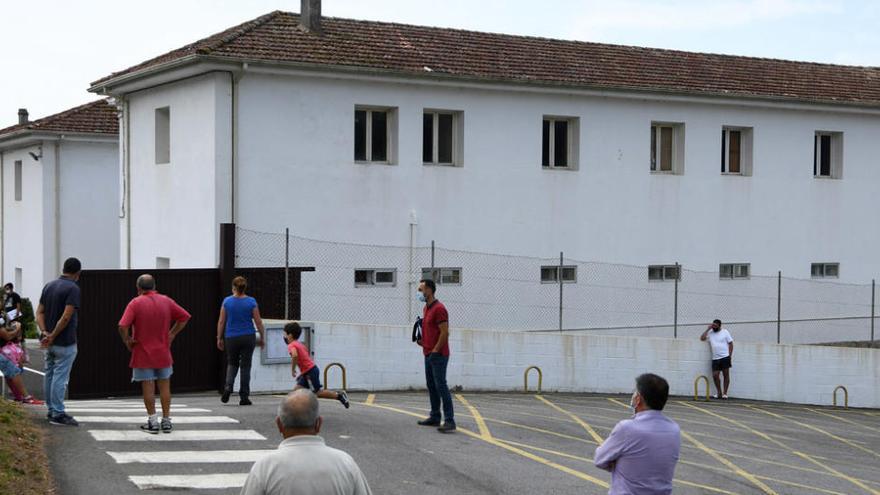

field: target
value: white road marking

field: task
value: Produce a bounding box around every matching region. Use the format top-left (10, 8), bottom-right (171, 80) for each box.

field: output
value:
top-left (75, 416), bottom-right (238, 424)
top-left (89, 430), bottom-right (266, 442)
top-left (128, 473), bottom-right (249, 489)
top-left (108, 450), bottom-right (274, 464)
top-left (66, 408), bottom-right (212, 413)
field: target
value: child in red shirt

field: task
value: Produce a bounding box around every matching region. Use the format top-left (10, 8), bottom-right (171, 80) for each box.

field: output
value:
top-left (283, 322), bottom-right (349, 408)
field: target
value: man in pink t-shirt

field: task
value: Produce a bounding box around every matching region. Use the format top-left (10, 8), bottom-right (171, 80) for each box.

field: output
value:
top-left (283, 322), bottom-right (349, 408)
top-left (118, 274), bottom-right (191, 434)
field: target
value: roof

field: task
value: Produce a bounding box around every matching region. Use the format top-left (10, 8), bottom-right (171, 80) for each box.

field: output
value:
top-left (0, 99), bottom-right (118, 138)
top-left (91, 11), bottom-right (880, 108)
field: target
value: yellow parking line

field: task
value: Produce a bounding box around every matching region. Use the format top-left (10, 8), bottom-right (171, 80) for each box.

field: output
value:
top-left (746, 405), bottom-right (880, 459)
top-left (364, 394), bottom-right (375, 406)
top-left (681, 459), bottom-right (851, 495)
top-left (681, 430), bottom-right (778, 494)
top-left (456, 394), bottom-right (491, 439)
top-left (536, 395), bottom-right (604, 444)
top-left (805, 408), bottom-right (880, 434)
top-left (680, 401), bottom-right (880, 495)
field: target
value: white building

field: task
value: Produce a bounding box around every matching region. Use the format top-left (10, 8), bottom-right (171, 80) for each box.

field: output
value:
top-left (86, 5), bottom-right (880, 334)
top-left (0, 100), bottom-right (119, 301)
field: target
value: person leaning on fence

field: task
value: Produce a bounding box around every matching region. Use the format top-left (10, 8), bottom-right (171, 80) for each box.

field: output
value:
top-left (36, 257), bottom-right (82, 426)
top-left (217, 276), bottom-right (266, 406)
top-left (700, 319), bottom-right (734, 399)
top-left (117, 274), bottom-right (191, 434)
top-left (594, 373), bottom-right (681, 495)
top-left (240, 390), bottom-right (371, 495)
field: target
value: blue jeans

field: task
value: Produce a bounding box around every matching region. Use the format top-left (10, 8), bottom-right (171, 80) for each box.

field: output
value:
top-left (424, 353), bottom-right (454, 424)
top-left (44, 344), bottom-right (78, 418)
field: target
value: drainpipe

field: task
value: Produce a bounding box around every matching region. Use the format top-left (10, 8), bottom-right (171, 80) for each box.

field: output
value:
top-left (123, 98), bottom-right (132, 269)
top-left (231, 64), bottom-right (246, 225)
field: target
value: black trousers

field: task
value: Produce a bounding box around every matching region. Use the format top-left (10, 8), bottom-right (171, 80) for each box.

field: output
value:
top-left (225, 334), bottom-right (256, 398)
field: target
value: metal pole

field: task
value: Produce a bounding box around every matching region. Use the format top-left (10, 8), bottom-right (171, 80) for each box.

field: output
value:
top-left (431, 240), bottom-right (435, 271)
top-left (871, 279), bottom-right (875, 342)
top-left (284, 227), bottom-right (290, 320)
top-left (777, 271), bottom-right (782, 344)
top-left (674, 262), bottom-right (679, 339)
top-left (558, 251), bottom-right (564, 332)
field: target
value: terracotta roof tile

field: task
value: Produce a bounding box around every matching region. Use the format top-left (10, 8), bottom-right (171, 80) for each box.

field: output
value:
top-left (92, 11), bottom-right (880, 107)
top-left (0, 99), bottom-right (118, 138)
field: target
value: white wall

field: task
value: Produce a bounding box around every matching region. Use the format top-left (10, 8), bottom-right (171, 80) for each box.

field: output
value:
top-left (58, 140), bottom-right (120, 269)
top-left (2, 146), bottom-right (46, 301)
top-left (231, 72), bottom-right (880, 283)
top-left (246, 322), bottom-right (880, 408)
top-left (125, 72), bottom-right (230, 269)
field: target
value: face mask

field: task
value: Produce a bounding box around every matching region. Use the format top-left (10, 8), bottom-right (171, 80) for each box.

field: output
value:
top-left (712, 327), bottom-right (721, 332)
top-left (417, 292), bottom-right (427, 303)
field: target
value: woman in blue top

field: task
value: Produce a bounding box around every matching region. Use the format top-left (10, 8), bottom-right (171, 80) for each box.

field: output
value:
top-left (216, 276), bottom-right (265, 405)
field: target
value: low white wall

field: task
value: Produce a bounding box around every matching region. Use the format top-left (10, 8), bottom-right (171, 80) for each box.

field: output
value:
top-left (246, 322), bottom-right (879, 408)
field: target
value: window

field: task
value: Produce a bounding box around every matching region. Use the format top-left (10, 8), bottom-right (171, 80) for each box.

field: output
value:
top-left (155, 107), bottom-right (170, 164)
top-left (648, 264), bottom-right (680, 281)
top-left (354, 269), bottom-right (397, 287)
top-left (541, 265), bottom-right (577, 284)
top-left (814, 131), bottom-right (843, 178)
top-left (811, 263), bottom-right (839, 279)
top-left (423, 111), bottom-right (463, 166)
top-left (721, 127), bottom-right (753, 175)
top-left (719, 263), bottom-right (750, 279)
top-left (354, 107), bottom-right (396, 163)
top-left (650, 123), bottom-right (684, 174)
top-left (542, 117), bottom-right (578, 169)
top-left (421, 267), bottom-right (462, 285)
top-left (14, 160), bottom-right (22, 201)
top-left (156, 257), bottom-right (170, 269)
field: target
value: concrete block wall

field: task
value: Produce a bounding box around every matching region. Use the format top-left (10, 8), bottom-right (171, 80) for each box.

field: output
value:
top-left (245, 322), bottom-right (879, 408)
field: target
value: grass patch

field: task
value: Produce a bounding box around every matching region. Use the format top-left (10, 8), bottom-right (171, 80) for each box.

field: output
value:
top-left (0, 399), bottom-right (54, 495)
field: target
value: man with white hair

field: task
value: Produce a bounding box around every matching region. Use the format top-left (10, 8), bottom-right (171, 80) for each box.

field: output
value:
top-left (241, 390), bottom-right (371, 495)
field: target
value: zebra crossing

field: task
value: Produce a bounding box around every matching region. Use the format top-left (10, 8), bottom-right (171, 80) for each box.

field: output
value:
top-left (67, 399), bottom-right (276, 491)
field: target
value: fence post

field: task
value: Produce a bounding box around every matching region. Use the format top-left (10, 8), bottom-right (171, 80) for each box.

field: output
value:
top-left (219, 223), bottom-right (236, 291)
top-left (872, 279), bottom-right (875, 342)
top-left (558, 251), bottom-right (564, 332)
top-left (674, 262), bottom-right (679, 339)
top-left (777, 271), bottom-right (782, 344)
top-left (431, 240), bottom-right (435, 272)
top-left (284, 227), bottom-right (290, 320)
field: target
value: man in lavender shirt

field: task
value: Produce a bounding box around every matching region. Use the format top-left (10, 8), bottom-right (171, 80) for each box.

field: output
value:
top-left (594, 373), bottom-right (681, 495)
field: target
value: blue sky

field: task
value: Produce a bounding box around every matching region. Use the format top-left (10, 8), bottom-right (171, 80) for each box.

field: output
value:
top-left (1, 0), bottom-right (878, 127)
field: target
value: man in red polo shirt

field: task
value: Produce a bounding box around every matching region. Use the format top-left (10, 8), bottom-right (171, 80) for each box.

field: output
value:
top-left (415, 278), bottom-right (455, 433)
top-left (118, 274), bottom-right (191, 434)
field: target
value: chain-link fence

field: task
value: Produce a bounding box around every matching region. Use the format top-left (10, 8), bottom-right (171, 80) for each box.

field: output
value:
top-left (236, 227), bottom-right (877, 345)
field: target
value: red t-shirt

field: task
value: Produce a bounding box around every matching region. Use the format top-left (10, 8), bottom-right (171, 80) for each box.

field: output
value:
top-left (421, 300), bottom-right (450, 357)
top-left (118, 291), bottom-right (191, 369)
top-left (288, 340), bottom-right (316, 373)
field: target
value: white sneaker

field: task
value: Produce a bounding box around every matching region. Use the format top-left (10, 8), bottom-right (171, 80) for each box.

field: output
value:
top-left (711, 394), bottom-right (719, 399)
top-left (722, 394), bottom-right (729, 400)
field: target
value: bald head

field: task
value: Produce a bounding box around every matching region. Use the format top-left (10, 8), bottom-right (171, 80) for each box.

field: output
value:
top-left (136, 274), bottom-right (155, 292)
top-left (277, 390), bottom-right (320, 435)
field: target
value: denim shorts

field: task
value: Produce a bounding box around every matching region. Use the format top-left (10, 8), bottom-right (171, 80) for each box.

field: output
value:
top-left (132, 366), bottom-right (173, 382)
top-left (0, 353), bottom-right (22, 378)
top-left (296, 366), bottom-right (322, 392)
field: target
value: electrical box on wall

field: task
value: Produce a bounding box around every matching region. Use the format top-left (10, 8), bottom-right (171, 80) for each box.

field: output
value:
top-left (260, 319), bottom-right (314, 365)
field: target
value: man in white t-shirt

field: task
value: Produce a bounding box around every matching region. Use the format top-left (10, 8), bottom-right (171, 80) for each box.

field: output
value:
top-left (700, 319), bottom-right (734, 399)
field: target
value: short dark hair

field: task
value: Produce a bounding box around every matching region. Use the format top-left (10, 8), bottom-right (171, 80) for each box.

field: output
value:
top-left (3, 283), bottom-right (12, 290)
top-left (420, 279), bottom-right (437, 294)
top-left (284, 321), bottom-right (302, 340)
top-left (635, 373), bottom-right (670, 411)
top-left (713, 319), bottom-right (722, 325)
top-left (63, 257), bottom-right (82, 274)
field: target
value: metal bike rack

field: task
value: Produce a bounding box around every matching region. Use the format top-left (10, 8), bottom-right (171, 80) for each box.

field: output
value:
top-left (524, 366), bottom-right (543, 393)
top-left (694, 375), bottom-right (710, 402)
top-left (324, 362), bottom-right (347, 391)
top-left (833, 385), bottom-right (848, 408)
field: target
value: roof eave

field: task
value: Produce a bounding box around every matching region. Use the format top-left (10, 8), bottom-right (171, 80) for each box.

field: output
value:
top-left (88, 54), bottom-right (206, 94)
top-left (0, 131), bottom-right (118, 152)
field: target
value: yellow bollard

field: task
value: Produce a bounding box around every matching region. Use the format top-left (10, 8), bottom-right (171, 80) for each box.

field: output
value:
top-left (324, 362), bottom-right (347, 391)
top-left (694, 375), bottom-right (710, 402)
top-left (832, 385), bottom-right (848, 408)
top-left (524, 366), bottom-right (543, 393)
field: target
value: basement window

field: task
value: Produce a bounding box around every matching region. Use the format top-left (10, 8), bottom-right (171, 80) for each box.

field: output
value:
top-left (541, 265), bottom-right (577, 283)
top-left (811, 263), bottom-right (839, 279)
top-left (648, 264), bottom-right (680, 281)
top-left (421, 267), bottom-right (462, 286)
top-left (720, 263), bottom-right (750, 279)
top-left (354, 269), bottom-right (397, 287)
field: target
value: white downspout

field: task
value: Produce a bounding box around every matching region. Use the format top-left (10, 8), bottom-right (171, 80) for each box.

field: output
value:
top-left (124, 98), bottom-right (132, 268)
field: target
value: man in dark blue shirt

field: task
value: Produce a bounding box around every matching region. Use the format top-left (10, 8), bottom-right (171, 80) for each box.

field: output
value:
top-left (36, 257), bottom-right (82, 426)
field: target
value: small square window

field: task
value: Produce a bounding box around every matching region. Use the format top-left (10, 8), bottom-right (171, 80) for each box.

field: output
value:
top-left (354, 107), bottom-right (396, 164)
top-left (155, 107), bottom-right (170, 164)
top-left (421, 267), bottom-right (462, 286)
top-left (540, 265), bottom-right (577, 283)
top-left (720, 263), bottom-right (750, 279)
top-left (649, 264), bottom-right (680, 281)
top-left (423, 110), bottom-right (463, 166)
top-left (813, 132), bottom-right (843, 179)
top-left (355, 269), bottom-right (397, 287)
top-left (811, 263), bottom-right (839, 279)
top-left (650, 123), bottom-right (684, 174)
top-left (542, 116), bottom-right (579, 169)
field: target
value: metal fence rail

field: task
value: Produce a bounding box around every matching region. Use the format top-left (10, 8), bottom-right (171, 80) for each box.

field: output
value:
top-left (236, 227), bottom-right (877, 345)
